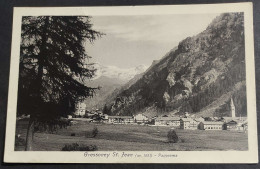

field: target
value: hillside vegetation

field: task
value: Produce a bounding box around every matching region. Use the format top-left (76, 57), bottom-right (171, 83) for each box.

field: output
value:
top-left (105, 13), bottom-right (247, 117)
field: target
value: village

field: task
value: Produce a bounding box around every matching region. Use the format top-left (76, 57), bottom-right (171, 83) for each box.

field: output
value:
top-left (8, 10), bottom-right (254, 156)
top-left (72, 98), bottom-right (248, 132)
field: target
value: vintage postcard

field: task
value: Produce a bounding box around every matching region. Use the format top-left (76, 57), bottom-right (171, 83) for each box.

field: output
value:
top-left (4, 2), bottom-right (258, 163)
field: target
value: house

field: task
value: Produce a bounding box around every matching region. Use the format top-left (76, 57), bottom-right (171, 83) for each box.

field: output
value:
top-left (134, 114), bottom-right (149, 124)
top-left (74, 102), bottom-right (86, 116)
top-left (221, 116), bottom-right (247, 131)
top-left (180, 118), bottom-right (197, 130)
top-left (223, 120), bottom-right (238, 130)
top-left (102, 114), bottom-right (109, 120)
top-left (108, 116), bottom-right (134, 124)
top-left (198, 121), bottom-right (224, 130)
top-left (240, 121), bottom-right (248, 131)
top-left (222, 117), bottom-right (247, 123)
top-left (101, 114), bottom-right (109, 123)
top-left (226, 120), bottom-right (248, 131)
top-left (155, 116), bottom-right (180, 128)
top-left (167, 117), bottom-right (181, 128)
top-left (236, 121), bottom-right (248, 131)
top-left (149, 116), bottom-right (158, 125)
top-left (155, 116), bottom-right (168, 126)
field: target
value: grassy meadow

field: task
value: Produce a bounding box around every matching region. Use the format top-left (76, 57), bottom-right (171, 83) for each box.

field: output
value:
top-left (15, 119), bottom-right (248, 151)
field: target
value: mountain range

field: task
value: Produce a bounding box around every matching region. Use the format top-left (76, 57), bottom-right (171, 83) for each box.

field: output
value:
top-left (84, 64), bottom-right (148, 110)
top-left (92, 63), bottom-right (148, 83)
top-left (102, 13), bottom-right (247, 118)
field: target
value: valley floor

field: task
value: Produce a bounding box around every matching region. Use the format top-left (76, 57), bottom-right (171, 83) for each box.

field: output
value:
top-left (15, 119), bottom-right (248, 151)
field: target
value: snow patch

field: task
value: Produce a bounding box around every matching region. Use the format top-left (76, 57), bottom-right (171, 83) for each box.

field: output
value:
top-left (92, 63), bottom-right (148, 82)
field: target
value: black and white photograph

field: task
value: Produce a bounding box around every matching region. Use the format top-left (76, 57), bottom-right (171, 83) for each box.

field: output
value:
top-left (4, 3), bottom-right (258, 163)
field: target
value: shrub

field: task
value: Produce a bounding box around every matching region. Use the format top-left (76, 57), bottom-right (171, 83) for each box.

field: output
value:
top-left (167, 129), bottom-right (179, 143)
top-left (61, 143), bottom-right (98, 151)
top-left (71, 133), bottom-right (76, 136)
top-left (92, 126), bottom-right (98, 138)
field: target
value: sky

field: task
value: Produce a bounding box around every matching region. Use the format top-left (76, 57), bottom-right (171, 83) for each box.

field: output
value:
top-left (85, 13), bottom-right (220, 69)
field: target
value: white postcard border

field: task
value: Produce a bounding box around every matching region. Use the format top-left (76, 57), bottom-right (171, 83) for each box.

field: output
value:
top-left (4, 2), bottom-right (258, 163)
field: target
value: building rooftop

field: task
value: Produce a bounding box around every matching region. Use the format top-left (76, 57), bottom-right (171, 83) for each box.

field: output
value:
top-left (202, 121), bottom-right (224, 125)
top-left (108, 116), bottom-right (133, 119)
top-left (194, 117), bottom-right (205, 122)
top-left (225, 120), bottom-right (238, 125)
top-left (156, 116), bottom-right (180, 121)
top-left (222, 116), bottom-right (247, 120)
top-left (181, 118), bottom-right (193, 122)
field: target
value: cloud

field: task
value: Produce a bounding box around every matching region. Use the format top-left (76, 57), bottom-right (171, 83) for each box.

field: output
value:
top-left (91, 14), bottom-right (220, 44)
top-left (85, 14), bottom-right (222, 69)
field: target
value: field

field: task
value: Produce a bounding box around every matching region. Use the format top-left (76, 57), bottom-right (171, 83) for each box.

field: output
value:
top-left (15, 119), bottom-right (248, 151)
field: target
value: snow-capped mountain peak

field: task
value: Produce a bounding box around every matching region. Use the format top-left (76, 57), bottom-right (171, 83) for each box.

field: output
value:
top-left (92, 63), bottom-right (148, 82)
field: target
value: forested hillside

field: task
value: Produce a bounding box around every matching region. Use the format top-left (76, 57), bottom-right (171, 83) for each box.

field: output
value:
top-left (104, 13), bottom-right (247, 117)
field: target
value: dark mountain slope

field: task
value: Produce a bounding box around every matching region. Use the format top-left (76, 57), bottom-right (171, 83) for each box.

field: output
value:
top-left (106, 13), bottom-right (246, 117)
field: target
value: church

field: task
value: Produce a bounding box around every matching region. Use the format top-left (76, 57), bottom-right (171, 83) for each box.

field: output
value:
top-left (222, 98), bottom-right (247, 131)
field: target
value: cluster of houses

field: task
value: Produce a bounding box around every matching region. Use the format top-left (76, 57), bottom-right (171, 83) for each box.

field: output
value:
top-left (101, 113), bottom-right (247, 131)
top-left (73, 98), bottom-right (248, 131)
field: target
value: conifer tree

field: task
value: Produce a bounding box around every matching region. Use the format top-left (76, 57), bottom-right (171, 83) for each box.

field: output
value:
top-left (18, 16), bottom-right (102, 150)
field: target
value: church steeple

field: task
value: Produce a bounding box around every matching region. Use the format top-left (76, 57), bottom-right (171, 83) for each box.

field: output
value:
top-left (230, 98), bottom-right (236, 118)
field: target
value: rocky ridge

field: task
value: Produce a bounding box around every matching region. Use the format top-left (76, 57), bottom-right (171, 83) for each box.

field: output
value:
top-left (104, 13), bottom-right (247, 117)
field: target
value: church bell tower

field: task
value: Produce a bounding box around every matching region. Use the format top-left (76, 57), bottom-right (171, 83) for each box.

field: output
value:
top-left (230, 98), bottom-right (236, 118)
